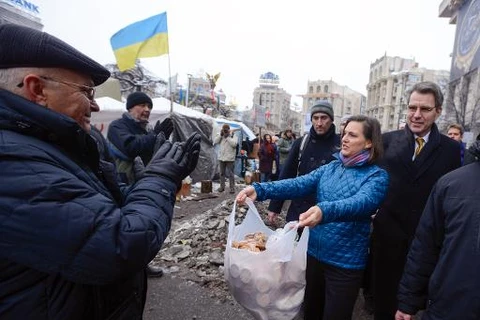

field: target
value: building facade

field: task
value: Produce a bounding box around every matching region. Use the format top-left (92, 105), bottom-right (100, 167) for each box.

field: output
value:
top-left (439, 0), bottom-right (480, 142)
top-left (0, 0), bottom-right (42, 30)
top-left (365, 55), bottom-right (449, 132)
top-left (252, 72), bottom-right (293, 133)
top-left (301, 79), bottom-right (366, 134)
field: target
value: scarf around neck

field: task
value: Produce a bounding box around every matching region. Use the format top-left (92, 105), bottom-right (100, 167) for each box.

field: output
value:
top-left (339, 149), bottom-right (370, 167)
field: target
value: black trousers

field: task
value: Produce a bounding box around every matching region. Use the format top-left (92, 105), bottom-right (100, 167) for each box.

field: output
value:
top-left (303, 255), bottom-right (364, 320)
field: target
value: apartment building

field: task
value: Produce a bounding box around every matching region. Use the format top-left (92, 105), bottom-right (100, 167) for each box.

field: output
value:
top-left (252, 72), bottom-right (293, 133)
top-left (365, 55), bottom-right (449, 132)
top-left (301, 79), bottom-right (366, 134)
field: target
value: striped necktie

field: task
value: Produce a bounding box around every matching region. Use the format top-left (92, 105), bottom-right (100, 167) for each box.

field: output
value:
top-left (415, 137), bottom-right (425, 157)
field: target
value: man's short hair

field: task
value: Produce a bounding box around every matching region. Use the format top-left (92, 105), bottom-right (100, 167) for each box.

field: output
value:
top-left (447, 123), bottom-right (464, 135)
top-left (407, 81), bottom-right (444, 109)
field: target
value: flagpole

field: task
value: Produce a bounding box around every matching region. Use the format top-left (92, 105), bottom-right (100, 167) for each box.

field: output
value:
top-left (166, 12), bottom-right (173, 114)
top-left (168, 52), bottom-right (173, 114)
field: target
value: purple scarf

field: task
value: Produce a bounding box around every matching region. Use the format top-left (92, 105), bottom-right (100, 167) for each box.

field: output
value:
top-left (339, 149), bottom-right (370, 167)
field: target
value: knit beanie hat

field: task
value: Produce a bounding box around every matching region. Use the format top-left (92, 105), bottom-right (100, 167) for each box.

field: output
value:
top-left (310, 100), bottom-right (334, 120)
top-left (126, 92), bottom-right (153, 110)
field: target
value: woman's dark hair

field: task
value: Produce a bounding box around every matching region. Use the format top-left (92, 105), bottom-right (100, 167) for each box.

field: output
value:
top-left (344, 115), bottom-right (383, 164)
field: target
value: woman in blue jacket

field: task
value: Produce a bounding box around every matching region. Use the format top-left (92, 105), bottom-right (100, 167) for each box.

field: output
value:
top-left (236, 115), bottom-right (389, 320)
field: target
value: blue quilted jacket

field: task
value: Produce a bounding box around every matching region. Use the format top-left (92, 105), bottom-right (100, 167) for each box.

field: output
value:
top-left (254, 158), bottom-right (389, 270)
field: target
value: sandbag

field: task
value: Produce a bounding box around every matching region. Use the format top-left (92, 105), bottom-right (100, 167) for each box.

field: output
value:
top-left (224, 199), bottom-right (309, 320)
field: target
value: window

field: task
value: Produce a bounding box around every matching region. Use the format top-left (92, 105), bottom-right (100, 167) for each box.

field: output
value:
top-left (309, 86), bottom-right (313, 93)
top-left (316, 86), bottom-right (321, 93)
top-left (324, 85), bottom-right (329, 93)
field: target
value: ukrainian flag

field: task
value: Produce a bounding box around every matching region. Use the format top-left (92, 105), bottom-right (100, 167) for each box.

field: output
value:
top-left (110, 12), bottom-right (169, 71)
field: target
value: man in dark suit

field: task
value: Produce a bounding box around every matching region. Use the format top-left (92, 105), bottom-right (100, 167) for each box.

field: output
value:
top-left (371, 81), bottom-right (461, 320)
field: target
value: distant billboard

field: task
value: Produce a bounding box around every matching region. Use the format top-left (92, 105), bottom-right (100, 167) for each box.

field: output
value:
top-left (1, 0), bottom-right (40, 15)
top-left (254, 104), bottom-right (266, 128)
top-left (450, 0), bottom-right (480, 81)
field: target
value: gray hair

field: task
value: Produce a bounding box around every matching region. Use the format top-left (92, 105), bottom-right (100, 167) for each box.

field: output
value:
top-left (407, 81), bottom-right (444, 109)
top-left (0, 67), bottom-right (47, 93)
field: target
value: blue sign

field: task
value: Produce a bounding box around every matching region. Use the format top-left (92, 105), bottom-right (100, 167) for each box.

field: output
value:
top-left (451, 0), bottom-right (480, 81)
top-left (5, 0), bottom-right (40, 14)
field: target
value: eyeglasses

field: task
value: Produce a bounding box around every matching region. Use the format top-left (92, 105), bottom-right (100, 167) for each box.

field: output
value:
top-left (17, 76), bottom-right (96, 101)
top-left (407, 106), bottom-right (436, 114)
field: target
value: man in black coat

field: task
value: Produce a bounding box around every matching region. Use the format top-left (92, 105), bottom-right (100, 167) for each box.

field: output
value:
top-left (107, 92), bottom-right (173, 185)
top-left (372, 81), bottom-right (461, 320)
top-left (0, 24), bottom-right (201, 319)
top-left (267, 100), bottom-right (340, 224)
top-left (395, 148), bottom-right (480, 319)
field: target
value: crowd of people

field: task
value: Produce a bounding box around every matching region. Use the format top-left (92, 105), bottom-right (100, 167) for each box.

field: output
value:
top-left (0, 23), bottom-right (478, 320)
top-left (237, 82), bottom-right (476, 320)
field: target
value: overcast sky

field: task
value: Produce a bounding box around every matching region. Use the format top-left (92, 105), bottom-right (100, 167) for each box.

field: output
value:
top-left (37, 0), bottom-right (455, 109)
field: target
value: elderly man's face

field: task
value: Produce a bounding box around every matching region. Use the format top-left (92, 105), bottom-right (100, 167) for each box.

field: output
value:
top-left (40, 69), bottom-right (98, 132)
top-left (129, 103), bottom-right (152, 122)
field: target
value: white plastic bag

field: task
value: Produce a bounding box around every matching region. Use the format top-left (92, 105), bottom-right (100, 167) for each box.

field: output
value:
top-left (224, 198), bottom-right (309, 320)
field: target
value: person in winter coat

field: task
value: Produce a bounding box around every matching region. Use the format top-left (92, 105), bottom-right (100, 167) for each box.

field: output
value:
top-left (372, 81), bottom-right (461, 320)
top-left (446, 123), bottom-right (465, 165)
top-left (0, 24), bottom-right (201, 320)
top-left (396, 144), bottom-right (480, 319)
top-left (214, 123), bottom-right (238, 193)
top-left (107, 92), bottom-right (173, 184)
top-left (236, 115), bottom-right (389, 320)
top-left (464, 134), bottom-right (480, 165)
top-left (258, 133), bottom-right (277, 182)
top-left (267, 100), bottom-right (340, 224)
top-left (276, 128), bottom-right (295, 171)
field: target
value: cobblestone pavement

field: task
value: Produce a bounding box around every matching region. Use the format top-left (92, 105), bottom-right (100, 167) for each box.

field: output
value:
top-left (144, 180), bottom-right (374, 320)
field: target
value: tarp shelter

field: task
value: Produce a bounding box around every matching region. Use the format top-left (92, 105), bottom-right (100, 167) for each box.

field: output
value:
top-left (93, 97), bottom-right (216, 183)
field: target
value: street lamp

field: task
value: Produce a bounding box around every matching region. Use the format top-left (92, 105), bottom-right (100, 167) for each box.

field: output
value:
top-left (185, 73), bottom-right (193, 107)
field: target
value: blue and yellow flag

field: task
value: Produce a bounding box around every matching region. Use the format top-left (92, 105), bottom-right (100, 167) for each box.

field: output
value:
top-left (110, 12), bottom-right (169, 71)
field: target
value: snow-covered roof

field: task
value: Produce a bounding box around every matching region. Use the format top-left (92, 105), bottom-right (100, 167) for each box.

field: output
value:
top-left (95, 96), bottom-right (124, 111)
top-left (95, 96), bottom-right (212, 121)
top-left (150, 97), bottom-right (213, 121)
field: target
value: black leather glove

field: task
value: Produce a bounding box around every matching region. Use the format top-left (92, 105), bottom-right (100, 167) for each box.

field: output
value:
top-left (153, 132), bottom-right (166, 154)
top-left (134, 133), bottom-right (166, 182)
top-left (154, 118), bottom-right (173, 139)
top-left (143, 133), bottom-right (201, 187)
top-left (183, 133), bottom-right (201, 175)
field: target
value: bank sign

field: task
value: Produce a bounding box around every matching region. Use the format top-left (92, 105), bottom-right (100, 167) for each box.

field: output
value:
top-left (2, 0), bottom-right (40, 15)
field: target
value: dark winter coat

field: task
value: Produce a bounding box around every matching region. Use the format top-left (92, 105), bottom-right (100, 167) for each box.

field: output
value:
top-left (464, 140), bottom-right (480, 165)
top-left (397, 159), bottom-right (480, 319)
top-left (267, 124), bottom-right (340, 221)
top-left (258, 140), bottom-right (276, 173)
top-left (374, 124), bottom-right (461, 244)
top-left (107, 113), bottom-right (156, 183)
top-left (372, 124), bottom-right (461, 315)
top-left (0, 89), bottom-right (177, 319)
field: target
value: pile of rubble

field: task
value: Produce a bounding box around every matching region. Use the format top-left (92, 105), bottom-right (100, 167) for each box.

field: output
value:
top-left (152, 195), bottom-right (286, 303)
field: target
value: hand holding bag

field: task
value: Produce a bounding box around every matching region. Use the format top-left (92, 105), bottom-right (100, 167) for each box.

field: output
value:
top-left (224, 199), bottom-right (309, 320)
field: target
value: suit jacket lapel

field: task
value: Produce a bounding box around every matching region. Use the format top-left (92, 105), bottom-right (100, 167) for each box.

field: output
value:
top-left (412, 124), bottom-right (441, 178)
top-left (392, 129), bottom-right (416, 176)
